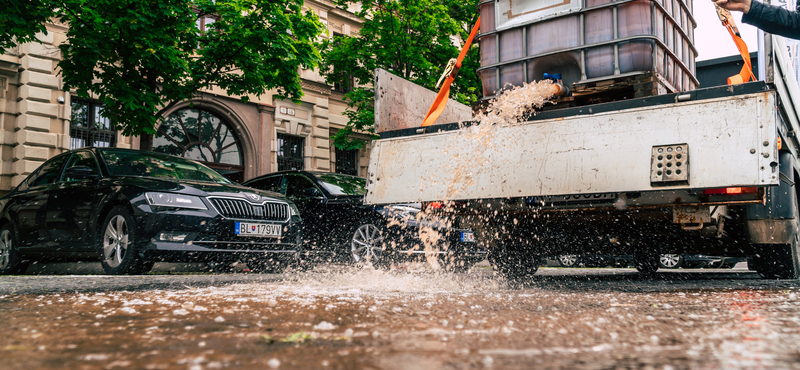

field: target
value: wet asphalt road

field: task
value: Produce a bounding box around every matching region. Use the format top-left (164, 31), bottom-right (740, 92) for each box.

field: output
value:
top-left (1, 264), bottom-right (800, 370)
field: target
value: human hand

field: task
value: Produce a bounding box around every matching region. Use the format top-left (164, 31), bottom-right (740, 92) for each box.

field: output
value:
top-left (713, 0), bottom-right (752, 14)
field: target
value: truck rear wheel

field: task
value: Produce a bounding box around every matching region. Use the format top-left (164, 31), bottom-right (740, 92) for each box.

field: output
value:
top-left (751, 235), bottom-right (800, 279)
top-left (751, 174), bottom-right (800, 279)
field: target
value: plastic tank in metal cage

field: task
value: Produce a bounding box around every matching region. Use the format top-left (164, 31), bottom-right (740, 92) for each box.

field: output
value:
top-left (477, 0), bottom-right (698, 98)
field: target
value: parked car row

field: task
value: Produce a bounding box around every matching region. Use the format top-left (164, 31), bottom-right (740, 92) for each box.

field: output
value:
top-left (657, 254), bottom-right (746, 269)
top-left (553, 254), bottom-right (746, 269)
top-left (0, 148), bottom-right (484, 275)
top-left (242, 170), bottom-right (485, 271)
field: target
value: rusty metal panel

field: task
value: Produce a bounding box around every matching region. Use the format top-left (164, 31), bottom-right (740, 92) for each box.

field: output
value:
top-left (374, 68), bottom-right (472, 133)
top-left (365, 91), bottom-right (779, 205)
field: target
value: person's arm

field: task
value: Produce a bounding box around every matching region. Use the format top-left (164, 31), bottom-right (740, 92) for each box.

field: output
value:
top-left (741, 1), bottom-right (800, 39)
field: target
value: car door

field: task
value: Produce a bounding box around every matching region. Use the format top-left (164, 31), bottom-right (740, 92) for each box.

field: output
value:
top-left (14, 154), bottom-right (69, 251)
top-left (283, 174), bottom-right (331, 252)
top-left (46, 150), bottom-right (103, 252)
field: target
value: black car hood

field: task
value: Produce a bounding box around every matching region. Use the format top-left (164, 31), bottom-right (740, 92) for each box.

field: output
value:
top-left (120, 177), bottom-right (288, 202)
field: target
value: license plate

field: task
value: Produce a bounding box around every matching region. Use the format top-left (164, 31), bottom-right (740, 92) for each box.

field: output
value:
top-left (235, 222), bottom-right (282, 237)
top-left (461, 231), bottom-right (475, 243)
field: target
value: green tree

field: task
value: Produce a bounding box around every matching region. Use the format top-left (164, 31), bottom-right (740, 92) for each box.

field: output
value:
top-left (0, 0), bottom-right (324, 137)
top-left (319, 0), bottom-right (481, 150)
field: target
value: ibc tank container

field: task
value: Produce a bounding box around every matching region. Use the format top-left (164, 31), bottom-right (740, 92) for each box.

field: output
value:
top-left (477, 0), bottom-right (698, 98)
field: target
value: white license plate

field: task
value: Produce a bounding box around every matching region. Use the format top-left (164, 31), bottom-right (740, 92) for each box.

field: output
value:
top-left (235, 222), bottom-right (282, 237)
top-left (461, 231), bottom-right (475, 242)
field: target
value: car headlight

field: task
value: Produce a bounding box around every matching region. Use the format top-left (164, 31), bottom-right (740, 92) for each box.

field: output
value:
top-left (287, 202), bottom-right (300, 217)
top-left (145, 192), bottom-right (207, 210)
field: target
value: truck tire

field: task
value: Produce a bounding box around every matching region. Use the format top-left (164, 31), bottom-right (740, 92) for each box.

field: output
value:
top-left (751, 172), bottom-right (800, 279)
top-left (751, 235), bottom-right (800, 279)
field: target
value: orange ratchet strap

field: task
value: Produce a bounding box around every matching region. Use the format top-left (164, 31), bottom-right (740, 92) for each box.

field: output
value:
top-left (716, 5), bottom-right (756, 85)
top-left (421, 16), bottom-right (481, 127)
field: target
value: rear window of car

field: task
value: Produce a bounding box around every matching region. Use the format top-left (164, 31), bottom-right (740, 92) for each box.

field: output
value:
top-left (100, 149), bottom-right (232, 184)
top-left (315, 173), bottom-right (366, 196)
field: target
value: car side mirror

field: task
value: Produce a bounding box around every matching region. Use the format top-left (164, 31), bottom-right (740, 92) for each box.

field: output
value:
top-left (302, 187), bottom-right (323, 199)
top-left (65, 166), bottom-right (100, 180)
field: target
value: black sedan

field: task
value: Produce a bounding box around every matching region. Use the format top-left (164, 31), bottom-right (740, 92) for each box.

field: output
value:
top-left (0, 148), bottom-right (302, 275)
top-left (242, 171), bottom-right (485, 270)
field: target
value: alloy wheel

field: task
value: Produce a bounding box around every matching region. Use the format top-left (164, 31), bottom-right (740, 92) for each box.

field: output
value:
top-left (351, 224), bottom-right (384, 263)
top-left (103, 215), bottom-right (129, 268)
top-left (659, 254), bottom-right (682, 268)
top-left (558, 255), bottom-right (579, 267)
top-left (0, 229), bottom-right (10, 270)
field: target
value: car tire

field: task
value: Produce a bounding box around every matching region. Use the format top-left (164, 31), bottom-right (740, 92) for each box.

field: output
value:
top-left (557, 254), bottom-right (580, 268)
top-left (0, 224), bottom-right (28, 275)
top-left (350, 219), bottom-right (391, 270)
top-left (658, 254), bottom-right (684, 269)
top-left (99, 206), bottom-right (152, 275)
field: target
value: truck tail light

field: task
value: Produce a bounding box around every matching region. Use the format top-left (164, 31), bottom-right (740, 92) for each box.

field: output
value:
top-left (703, 187), bottom-right (758, 195)
top-left (422, 201), bottom-right (444, 211)
top-left (778, 137), bottom-right (782, 150)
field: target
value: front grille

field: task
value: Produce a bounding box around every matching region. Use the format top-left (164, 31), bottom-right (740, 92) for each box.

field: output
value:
top-left (209, 198), bottom-right (289, 221)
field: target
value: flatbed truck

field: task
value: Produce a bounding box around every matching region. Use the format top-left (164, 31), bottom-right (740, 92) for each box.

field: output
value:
top-left (365, 36), bottom-right (800, 280)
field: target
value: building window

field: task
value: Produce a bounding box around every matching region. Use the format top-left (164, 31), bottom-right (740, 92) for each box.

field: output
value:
top-left (70, 98), bottom-right (116, 149)
top-left (152, 107), bottom-right (244, 182)
top-left (335, 147), bottom-right (359, 176)
top-left (331, 32), bottom-right (354, 93)
top-left (195, 16), bottom-right (216, 32)
top-left (277, 134), bottom-right (304, 171)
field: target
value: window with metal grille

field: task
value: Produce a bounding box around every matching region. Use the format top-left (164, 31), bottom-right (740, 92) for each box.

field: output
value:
top-left (70, 98), bottom-right (116, 149)
top-left (277, 134), bottom-right (304, 171)
top-left (335, 147), bottom-right (359, 176)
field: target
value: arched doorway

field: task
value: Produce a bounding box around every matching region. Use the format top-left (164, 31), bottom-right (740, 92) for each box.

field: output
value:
top-left (152, 108), bottom-right (245, 183)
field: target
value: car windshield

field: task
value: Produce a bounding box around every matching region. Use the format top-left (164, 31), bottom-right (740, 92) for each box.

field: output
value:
top-left (100, 149), bottom-right (233, 184)
top-left (315, 173), bottom-right (366, 196)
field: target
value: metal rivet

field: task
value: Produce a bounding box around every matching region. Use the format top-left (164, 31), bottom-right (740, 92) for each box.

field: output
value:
top-left (763, 153), bottom-right (770, 158)
top-left (763, 141), bottom-right (770, 146)
top-left (750, 149), bottom-right (756, 154)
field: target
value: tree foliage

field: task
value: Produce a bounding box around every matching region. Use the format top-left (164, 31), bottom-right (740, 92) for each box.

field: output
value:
top-left (319, 0), bottom-right (481, 150)
top-left (1, 0), bottom-right (324, 137)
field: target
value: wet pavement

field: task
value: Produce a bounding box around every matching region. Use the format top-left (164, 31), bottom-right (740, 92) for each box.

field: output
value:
top-left (2, 264), bottom-right (800, 370)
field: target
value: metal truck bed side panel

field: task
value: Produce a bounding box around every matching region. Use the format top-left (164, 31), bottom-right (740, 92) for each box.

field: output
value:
top-left (365, 91), bottom-right (779, 205)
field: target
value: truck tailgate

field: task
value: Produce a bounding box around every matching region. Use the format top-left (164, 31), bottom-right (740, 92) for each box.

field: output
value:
top-left (365, 90), bottom-right (779, 205)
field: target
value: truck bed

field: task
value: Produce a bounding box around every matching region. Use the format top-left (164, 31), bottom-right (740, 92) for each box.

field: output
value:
top-left (365, 82), bottom-right (779, 205)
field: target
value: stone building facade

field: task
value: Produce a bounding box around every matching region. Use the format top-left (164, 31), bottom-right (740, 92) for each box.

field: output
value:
top-left (0, 0), bottom-right (368, 191)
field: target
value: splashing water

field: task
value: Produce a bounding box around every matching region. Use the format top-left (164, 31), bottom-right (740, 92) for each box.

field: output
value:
top-left (405, 81), bottom-right (556, 269)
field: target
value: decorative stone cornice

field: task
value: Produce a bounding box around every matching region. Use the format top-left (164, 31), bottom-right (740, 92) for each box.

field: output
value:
top-left (257, 104), bottom-right (275, 114)
top-left (300, 80), bottom-right (332, 96)
top-left (329, 90), bottom-right (346, 102)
